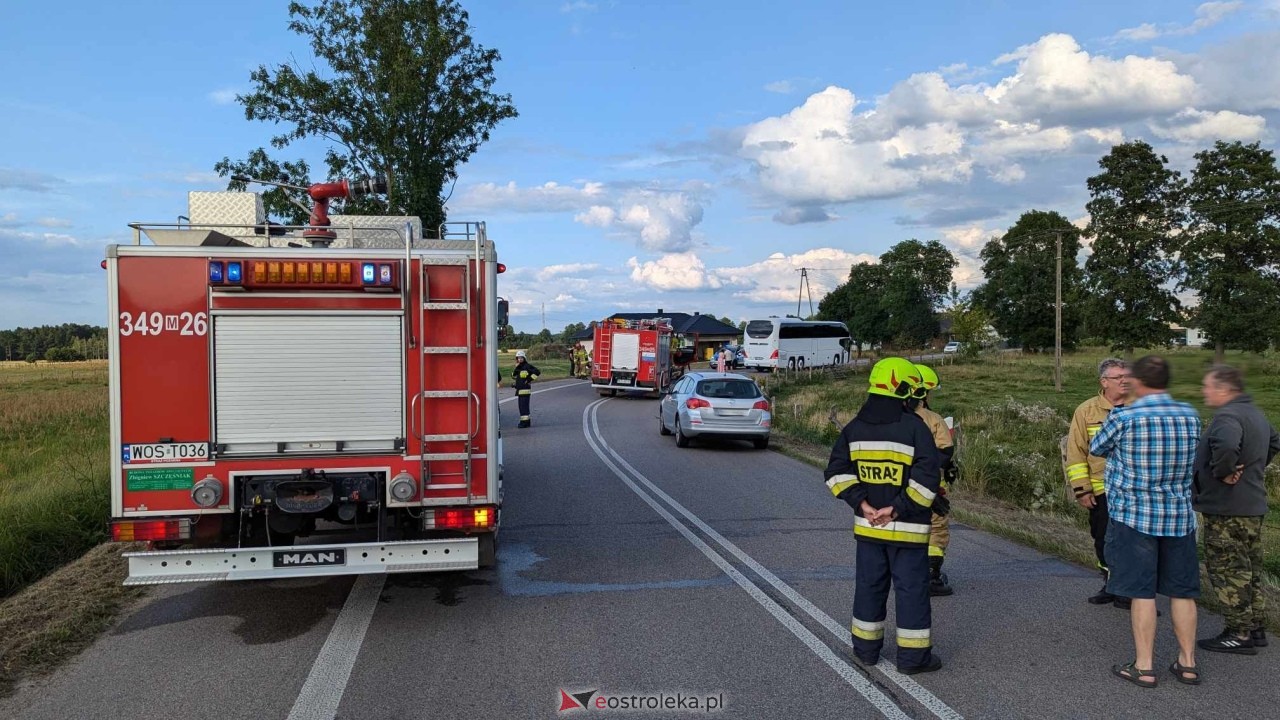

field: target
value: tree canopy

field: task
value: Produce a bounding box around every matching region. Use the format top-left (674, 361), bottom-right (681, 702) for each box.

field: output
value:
top-left (215, 0), bottom-right (518, 233)
top-left (1181, 141), bottom-right (1280, 361)
top-left (974, 210), bottom-right (1083, 352)
top-left (1082, 141), bottom-right (1184, 354)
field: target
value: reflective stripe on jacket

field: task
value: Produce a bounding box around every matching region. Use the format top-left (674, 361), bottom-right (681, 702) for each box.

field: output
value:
top-left (1065, 392), bottom-right (1116, 497)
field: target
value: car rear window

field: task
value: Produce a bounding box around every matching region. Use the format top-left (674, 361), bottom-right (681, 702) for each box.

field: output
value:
top-left (695, 379), bottom-right (761, 399)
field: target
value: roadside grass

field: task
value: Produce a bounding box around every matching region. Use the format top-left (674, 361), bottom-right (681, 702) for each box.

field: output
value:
top-left (768, 347), bottom-right (1280, 629)
top-left (0, 542), bottom-right (143, 696)
top-left (496, 350), bottom-right (574, 382)
top-left (0, 362), bottom-right (112, 598)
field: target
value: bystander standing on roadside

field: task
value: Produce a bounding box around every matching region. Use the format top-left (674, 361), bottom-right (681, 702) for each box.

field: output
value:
top-left (1090, 355), bottom-right (1203, 688)
top-left (1194, 364), bottom-right (1280, 655)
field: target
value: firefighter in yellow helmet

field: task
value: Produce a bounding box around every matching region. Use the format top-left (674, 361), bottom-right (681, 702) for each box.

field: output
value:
top-left (823, 357), bottom-right (943, 674)
top-left (908, 364), bottom-right (956, 596)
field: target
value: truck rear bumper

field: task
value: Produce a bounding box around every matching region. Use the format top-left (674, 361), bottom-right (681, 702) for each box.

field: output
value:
top-left (122, 538), bottom-right (478, 586)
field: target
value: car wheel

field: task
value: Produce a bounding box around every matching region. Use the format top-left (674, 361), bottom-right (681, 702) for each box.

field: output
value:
top-left (787, 358), bottom-right (796, 371)
top-left (753, 437), bottom-right (770, 450)
top-left (834, 354), bottom-right (841, 366)
top-left (659, 412), bottom-right (671, 436)
top-left (797, 357), bottom-right (805, 371)
top-left (675, 418), bottom-right (690, 448)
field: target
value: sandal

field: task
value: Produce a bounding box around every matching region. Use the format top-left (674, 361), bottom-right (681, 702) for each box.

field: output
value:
top-left (1169, 660), bottom-right (1201, 686)
top-left (1112, 662), bottom-right (1157, 688)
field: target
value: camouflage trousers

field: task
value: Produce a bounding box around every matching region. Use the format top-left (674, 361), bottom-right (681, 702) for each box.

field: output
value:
top-left (1203, 514), bottom-right (1266, 634)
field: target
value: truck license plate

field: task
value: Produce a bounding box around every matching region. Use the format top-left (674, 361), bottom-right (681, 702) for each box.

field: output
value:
top-left (124, 442), bottom-right (209, 464)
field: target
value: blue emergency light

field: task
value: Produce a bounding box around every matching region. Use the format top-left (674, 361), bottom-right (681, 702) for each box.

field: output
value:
top-left (226, 262), bottom-right (242, 283)
top-left (208, 261), bottom-right (224, 283)
top-left (379, 264), bottom-right (393, 285)
top-left (361, 263), bottom-right (377, 285)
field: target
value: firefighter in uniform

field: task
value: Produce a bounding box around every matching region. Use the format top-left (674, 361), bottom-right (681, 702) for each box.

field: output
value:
top-left (909, 364), bottom-right (956, 596)
top-left (574, 344), bottom-right (590, 378)
top-left (512, 350), bottom-right (541, 428)
top-left (1064, 358), bottom-right (1131, 608)
top-left (824, 357), bottom-right (943, 674)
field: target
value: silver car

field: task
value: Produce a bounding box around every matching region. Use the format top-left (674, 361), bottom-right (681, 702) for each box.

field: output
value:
top-left (658, 372), bottom-right (771, 449)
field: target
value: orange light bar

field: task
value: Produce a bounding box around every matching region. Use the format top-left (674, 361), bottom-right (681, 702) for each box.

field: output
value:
top-left (267, 261), bottom-right (281, 283)
top-left (252, 261), bottom-right (267, 283)
top-left (282, 262), bottom-right (295, 283)
top-left (339, 262), bottom-right (352, 284)
top-left (311, 262), bottom-right (323, 283)
top-left (324, 262), bottom-right (338, 283)
top-left (295, 262), bottom-right (309, 283)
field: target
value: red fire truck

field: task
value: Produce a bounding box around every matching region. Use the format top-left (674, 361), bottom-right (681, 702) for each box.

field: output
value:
top-left (105, 178), bottom-right (508, 585)
top-left (590, 317), bottom-right (689, 397)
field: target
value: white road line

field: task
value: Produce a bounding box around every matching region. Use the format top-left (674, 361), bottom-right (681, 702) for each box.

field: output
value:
top-left (583, 400), bottom-right (912, 720)
top-left (286, 575), bottom-right (385, 720)
top-left (498, 380), bottom-right (588, 404)
top-left (596, 415), bottom-right (963, 720)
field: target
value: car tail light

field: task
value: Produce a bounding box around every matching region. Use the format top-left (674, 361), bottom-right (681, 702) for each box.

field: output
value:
top-left (752, 399), bottom-right (770, 411)
top-left (686, 397), bottom-right (710, 409)
top-left (770, 349), bottom-right (779, 359)
top-left (111, 519), bottom-right (192, 542)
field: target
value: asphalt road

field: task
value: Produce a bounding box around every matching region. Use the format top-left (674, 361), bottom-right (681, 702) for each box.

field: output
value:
top-left (4, 378), bottom-right (1279, 719)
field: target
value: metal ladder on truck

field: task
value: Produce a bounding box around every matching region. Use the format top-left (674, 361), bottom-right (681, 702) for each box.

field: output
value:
top-left (413, 222), bottom-right (486, 505)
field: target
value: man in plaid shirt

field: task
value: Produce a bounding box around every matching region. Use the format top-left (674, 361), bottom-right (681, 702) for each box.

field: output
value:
top-left (1090, 355), bottom-right (1203, 688)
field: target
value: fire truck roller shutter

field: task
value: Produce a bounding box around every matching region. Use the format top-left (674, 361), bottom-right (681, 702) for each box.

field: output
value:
top-left (214, 314), bottom-right (403, 454)
top-left (610, 332), bottom-right (641, 371)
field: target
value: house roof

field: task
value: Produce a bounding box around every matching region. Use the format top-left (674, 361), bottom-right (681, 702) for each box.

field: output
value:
top-left (604, 311), bottom-right (741, 337)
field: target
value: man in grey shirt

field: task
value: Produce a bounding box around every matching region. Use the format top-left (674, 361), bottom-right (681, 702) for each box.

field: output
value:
top-left (1195, 365), bottom-right (1280, 655)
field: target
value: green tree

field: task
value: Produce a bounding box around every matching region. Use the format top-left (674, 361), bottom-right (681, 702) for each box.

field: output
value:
top-left (974, 210), bottom-right (1083, 351)
top-left (216, 0), bottom-right (518, 232)
top-left (1181, 141), bottom-right (1280, 362)
top-left (1083, 141), bottom-right (1184, 355)
top-left (817, 262), bottom-right (891, 355)
top-left (879, 239), bottom-right (957, 347)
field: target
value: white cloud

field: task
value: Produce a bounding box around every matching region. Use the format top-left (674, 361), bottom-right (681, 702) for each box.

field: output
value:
top-left (36, 217), bottom-right (73, 228)
top-left (627, 252), bottom-right (722, 291)
top-left (208, 88), bottom-right (238, 105)
top-left (1112, 2), bottom-right (1243, 42)
top-left (537, 263), bottom-right (600, 282)
top-left (764, 80), bottom-right (794, 94)
top-left (456, 180), bottom-right (607, 213)
top-left (560, 1), bottom-right (596, 11)
top-left (0, 213), bottom-right (19, 227)
top-left (715, 247), bottom-right (877, 303)
top-left (988, 34), bottom-right (1197, 125)
top-left (1150, 108), bottom-right (1267, 143)
top-left (1172, 31), bottom-right (1280, 112)
top-left (740, 86), bottom-right (973, 205)
top-left (582, 191), bottom-right (705, 252)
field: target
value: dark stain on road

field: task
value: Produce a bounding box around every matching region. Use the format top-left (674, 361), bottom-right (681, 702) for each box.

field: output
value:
top-left (111, 577), bottom-right (354, 644)
top-left (382, 572), bottom-right (492, 606)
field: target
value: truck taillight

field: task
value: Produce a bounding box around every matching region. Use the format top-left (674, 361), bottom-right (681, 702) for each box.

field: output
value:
top-left (753, 399), bottom-right (770, 411)
top-left (770, 349), bottom-right (779, 360)
top-left (111, 519), bottom-right (192, 542)
top-left (435, 507), bottom-right (496, 530)
top-left (686, 397), bottom-right (710, 409)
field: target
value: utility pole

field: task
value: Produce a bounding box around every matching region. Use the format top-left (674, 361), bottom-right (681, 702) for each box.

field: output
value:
top-left (1055, 230), bottom-right (1063, 393)
top-left (796, 268), bottom-right (814, 318)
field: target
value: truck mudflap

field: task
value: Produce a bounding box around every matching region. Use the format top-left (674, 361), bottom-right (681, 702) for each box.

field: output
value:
top-left (122, 538), bottom-right (478, 586)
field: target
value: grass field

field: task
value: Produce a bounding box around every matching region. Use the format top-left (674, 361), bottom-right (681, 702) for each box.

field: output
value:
top-left (0, 361), bottom-right (111, 599)
top-left (766, 347), bottom-right (1280, 588)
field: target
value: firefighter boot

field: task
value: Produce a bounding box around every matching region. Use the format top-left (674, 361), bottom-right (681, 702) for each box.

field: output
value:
top-left (929, 556), bottom-right (953, 597)
top-left (1088, 569), bottom-right (1116, 605)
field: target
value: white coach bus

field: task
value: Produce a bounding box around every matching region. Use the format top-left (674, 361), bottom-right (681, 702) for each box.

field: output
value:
top-left (743, 317), bottom-right (852, 371)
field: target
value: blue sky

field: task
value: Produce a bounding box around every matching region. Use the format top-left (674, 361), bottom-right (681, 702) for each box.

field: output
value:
top-left (3, 0), bottom-right (1280, 333)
